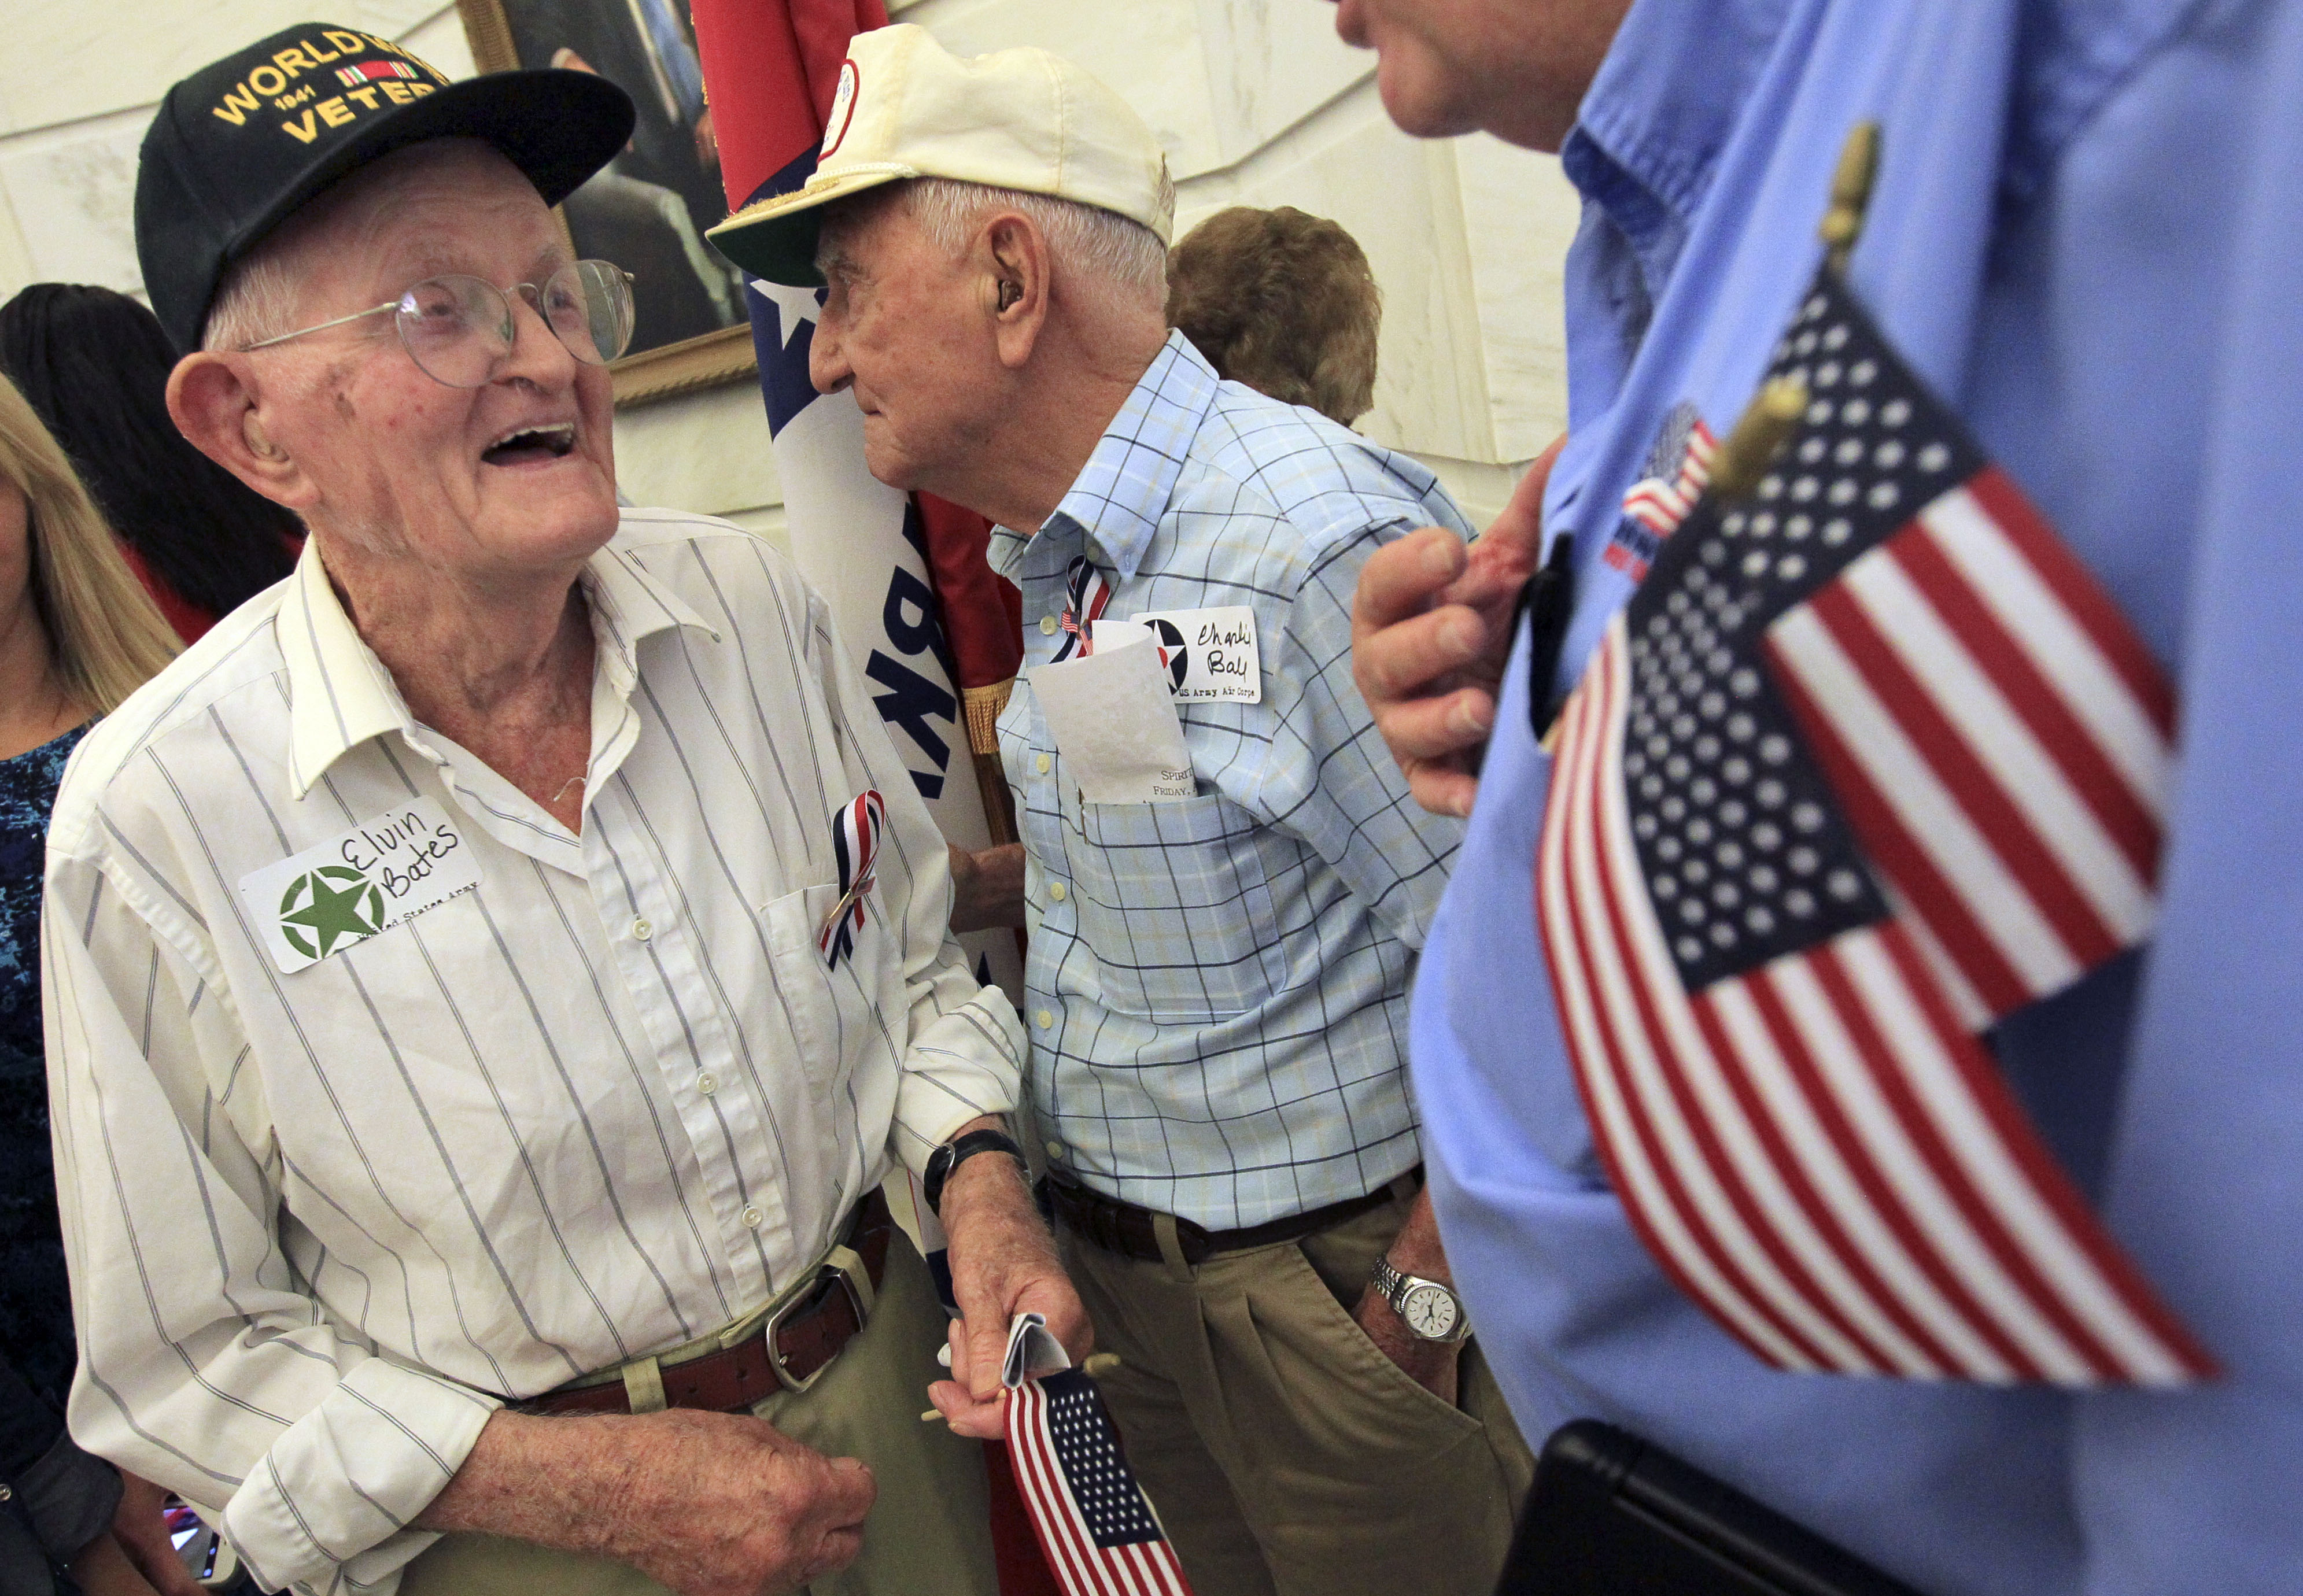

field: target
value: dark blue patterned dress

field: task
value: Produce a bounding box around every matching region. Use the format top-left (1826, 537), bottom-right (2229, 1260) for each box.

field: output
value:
top-left (1, 721), bottom-right (90, 1409)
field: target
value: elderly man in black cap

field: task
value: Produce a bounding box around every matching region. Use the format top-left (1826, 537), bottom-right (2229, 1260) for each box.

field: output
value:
top-left (40, 23), bottom-right (1083, 1596)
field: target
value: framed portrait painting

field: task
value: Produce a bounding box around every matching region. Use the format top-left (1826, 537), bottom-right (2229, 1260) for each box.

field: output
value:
top-left (457, 0), bottom-right (756, 405)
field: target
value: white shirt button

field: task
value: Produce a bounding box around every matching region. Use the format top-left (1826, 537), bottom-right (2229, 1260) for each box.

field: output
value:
top-left (1035, 753), bottom-right (1051, 775)
top-left (1035, 1008), bottom-right (1054, 1029)
top-left (1048, 881), bottom-right (1067, 903)
top-left (740, 1205), bottom-right (763, 1229)
top-left (697, 1073), bottom-right (718, 1096)
top-left (1045, 1140), bottom-right (1065, 1159)
top-left (1039, 615), bottom-right (1059, 636)
top-left (632, 918), bottom-right (652, 941)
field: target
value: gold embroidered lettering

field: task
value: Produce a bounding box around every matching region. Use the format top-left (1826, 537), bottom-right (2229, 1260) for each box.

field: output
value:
top-left (315, 95), bottom-right (353, 128)
top-left (212, 82), bottom-right (261, 124)
top-left (280, 109), bottom-right (319, 143)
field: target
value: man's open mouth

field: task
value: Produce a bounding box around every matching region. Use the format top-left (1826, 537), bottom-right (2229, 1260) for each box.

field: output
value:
top-left (481, 423), bottom-right (578, 466)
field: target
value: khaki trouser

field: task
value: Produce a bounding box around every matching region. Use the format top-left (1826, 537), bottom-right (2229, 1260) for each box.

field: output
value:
top-left (1057, 1186), bottom-right (1535, 1596)
top-left (400, 1231), bottom-right (996, 1596)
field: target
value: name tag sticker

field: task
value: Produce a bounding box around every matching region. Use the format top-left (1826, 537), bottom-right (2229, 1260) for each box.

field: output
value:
top-left (237, 797), bottom-right (481, 973)
top-left (1124, 605), bottom-right (1261, 704)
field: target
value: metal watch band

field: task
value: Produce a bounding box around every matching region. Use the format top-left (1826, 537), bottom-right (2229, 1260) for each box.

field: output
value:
top-left (924, 1127), bottom-right (1025, 1216)
top-left (1370, 1256), bottom-right (1472, 1343)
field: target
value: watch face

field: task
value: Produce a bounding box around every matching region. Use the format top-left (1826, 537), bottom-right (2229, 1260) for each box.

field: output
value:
top-left (1401, 1282), bottom-right (1459, 1340)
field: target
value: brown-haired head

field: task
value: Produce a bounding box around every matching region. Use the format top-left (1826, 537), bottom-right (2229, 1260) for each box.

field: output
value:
top-left (1165, 206), bottom-right (1381, 427)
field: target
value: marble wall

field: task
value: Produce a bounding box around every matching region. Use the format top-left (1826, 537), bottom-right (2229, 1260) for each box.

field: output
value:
top-left (0, 0), bottom-right (1578, 538)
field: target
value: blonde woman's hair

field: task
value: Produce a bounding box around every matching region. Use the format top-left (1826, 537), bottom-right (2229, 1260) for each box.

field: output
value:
top-left (0, 372), bottom-right (178, 715)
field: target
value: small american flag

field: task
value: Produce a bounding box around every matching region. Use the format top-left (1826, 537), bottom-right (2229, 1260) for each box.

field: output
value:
top-left (1536, 260), bottom-right (2215, 1386)
top-left (1623, 405), bottom-right (1719, 537)
top-left (1003, 1319), bottom-right (1193, 1596)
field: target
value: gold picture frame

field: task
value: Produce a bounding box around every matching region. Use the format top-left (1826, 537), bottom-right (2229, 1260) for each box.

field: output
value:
top-left (456, 0), bottom-right (757, 407)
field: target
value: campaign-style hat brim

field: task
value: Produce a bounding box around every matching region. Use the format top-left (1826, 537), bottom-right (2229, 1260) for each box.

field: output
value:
top-left (145, 68), bottom-right (634, 352)
top-left (707, 164), bottom-right (917, 288)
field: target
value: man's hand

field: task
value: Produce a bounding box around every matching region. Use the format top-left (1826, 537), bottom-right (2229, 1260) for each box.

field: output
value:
top-left (1348, 1189), bottom-right (1462, 1406)
top-left (1352, 437), bottom-right (1564, 818)
top-left (948, 843), bottom-right (1027, 933)
top-left (418, 1406), bottom-right (875, 1596)
top-left (928, 1117), bottom-right (1091, 1439)
top-left (109, 1472), bottom-right (202, 1596)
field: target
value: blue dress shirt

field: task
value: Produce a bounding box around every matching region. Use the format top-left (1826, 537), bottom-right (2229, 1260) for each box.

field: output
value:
top-left (1410, 0), bottom-right (2303, 1590)
top-left (991, 333), bottom-right (1470, 1229)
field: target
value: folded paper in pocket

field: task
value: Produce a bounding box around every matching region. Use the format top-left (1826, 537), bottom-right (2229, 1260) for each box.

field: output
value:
top-left (1028, 630), bottom-right (1195, 803)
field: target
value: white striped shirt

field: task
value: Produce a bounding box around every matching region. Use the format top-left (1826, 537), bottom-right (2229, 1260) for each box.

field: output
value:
top-left (40, 510), bottom-right (1021, 1596)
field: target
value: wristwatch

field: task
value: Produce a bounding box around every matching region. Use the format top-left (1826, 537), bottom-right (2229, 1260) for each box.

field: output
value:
top-left (923, 1126), bottom-right (1026, 1216)
top-left (1370, 1257), bottom-right (1472, 1344)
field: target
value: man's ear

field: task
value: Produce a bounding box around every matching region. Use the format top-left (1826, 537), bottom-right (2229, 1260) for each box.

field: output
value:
top-left (982, 213), bottom-right (1050, 370)
top-left (165, 352), bottom-right (320, 512)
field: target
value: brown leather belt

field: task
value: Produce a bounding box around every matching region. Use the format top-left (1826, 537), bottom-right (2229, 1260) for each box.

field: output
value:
top-left (523, 1190), bottom-right (892, 1417)
top-left (1042, 1168), bottom-right (1420, 1266)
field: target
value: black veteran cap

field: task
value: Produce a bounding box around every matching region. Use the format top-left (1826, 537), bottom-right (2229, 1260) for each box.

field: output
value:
top-left (135, 23), bottom-right (636, 353)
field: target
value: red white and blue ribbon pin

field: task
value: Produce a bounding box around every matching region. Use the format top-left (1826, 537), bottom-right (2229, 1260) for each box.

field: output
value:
top-left (818, 789), bottom-right (885, 969)
top-left (1051, 556), bottom-right (1113, 662)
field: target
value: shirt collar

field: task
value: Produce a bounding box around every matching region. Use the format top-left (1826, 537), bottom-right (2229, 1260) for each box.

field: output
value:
top-left (997, 331), bottom-right (1220, 585)
top-left (279, 527), bottom-right (719, 798)
top-left (1562, 0), bottom-right (1795, 282)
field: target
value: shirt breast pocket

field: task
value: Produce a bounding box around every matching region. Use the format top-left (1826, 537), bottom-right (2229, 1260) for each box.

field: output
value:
top-left (1069, 791), bottom-right (1285, 1022)
top-left (759, 881), bottom-right (899, 1095)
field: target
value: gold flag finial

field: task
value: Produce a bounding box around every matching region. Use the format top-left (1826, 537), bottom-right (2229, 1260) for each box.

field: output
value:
top-left (1706, 378), bottom-right (1810, 501)
top-left (1818, 121), bottom-right (1881, 275)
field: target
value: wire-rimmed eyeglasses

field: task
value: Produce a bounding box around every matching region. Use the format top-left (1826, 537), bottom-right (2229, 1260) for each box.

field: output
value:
top-left (239, 260), bottom-right (637, 389)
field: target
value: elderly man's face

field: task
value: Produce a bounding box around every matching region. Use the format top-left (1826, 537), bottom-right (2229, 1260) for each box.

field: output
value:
top-left (251, 142), bottom-right (618, 577)
top-left (807, 193), bottom-right (1000, 497)
top-left (1329, 0), bottom-right (1631, 152)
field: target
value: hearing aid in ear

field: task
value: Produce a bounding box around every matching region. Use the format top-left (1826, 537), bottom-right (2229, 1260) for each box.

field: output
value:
top-left (997, 280), bottom-right (1021, 311)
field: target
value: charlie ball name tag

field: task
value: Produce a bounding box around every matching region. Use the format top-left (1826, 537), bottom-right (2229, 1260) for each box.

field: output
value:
top-left (1126, 605), bottom-right (1261, 704)
top-left (237, 796), bottom-right (482, 973)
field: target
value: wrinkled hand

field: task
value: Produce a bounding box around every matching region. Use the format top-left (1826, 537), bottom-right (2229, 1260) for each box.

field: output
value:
top-left (1352, 1285), bottom-right (1461, 1406)
top-left (420, 1407), bottom-right (874, 1596)
top-left (1352, 437), bottom-right (1563, 817)
top-left (948, 843), bottom-right (1027, 933)
top-left (599, 1410), bottom-right (873, 1596)
top-left (109, 1472), bottom-right (202, 1596)
top-left (929, 1125), bottom-right (1091, 1439)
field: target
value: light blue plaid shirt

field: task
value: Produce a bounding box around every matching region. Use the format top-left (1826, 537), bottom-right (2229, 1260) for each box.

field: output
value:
top-left (991, 333), bottom-right (1471, 1229)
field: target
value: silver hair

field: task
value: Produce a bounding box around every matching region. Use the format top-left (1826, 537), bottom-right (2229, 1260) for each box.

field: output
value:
top-left (902, 178), bottom-right (1166, 313)
top-left (200, 247), bottom-right (302, 353)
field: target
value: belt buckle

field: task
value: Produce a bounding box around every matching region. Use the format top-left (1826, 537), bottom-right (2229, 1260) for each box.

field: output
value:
top-left (763, 1265), bottom-right (864, 1394)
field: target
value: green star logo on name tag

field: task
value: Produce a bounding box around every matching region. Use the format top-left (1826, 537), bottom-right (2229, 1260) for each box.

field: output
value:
top-left (277, 864), bottom-right (385, 960)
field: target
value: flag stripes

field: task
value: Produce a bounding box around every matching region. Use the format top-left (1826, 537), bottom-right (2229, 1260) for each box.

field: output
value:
top-left (1624, 420), bottom-right (1720, 533)
top-left (1006, 1373), bottom-right (1193, 1596)
top-left (1545, 614), bottom-right (2211, 1383)
top-left (1765, 486), bottom-right (2168, 1022)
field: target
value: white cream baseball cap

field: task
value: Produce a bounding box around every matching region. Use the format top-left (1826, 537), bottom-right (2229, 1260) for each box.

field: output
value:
top-left (707, 24), bottom-right (1175, 287)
